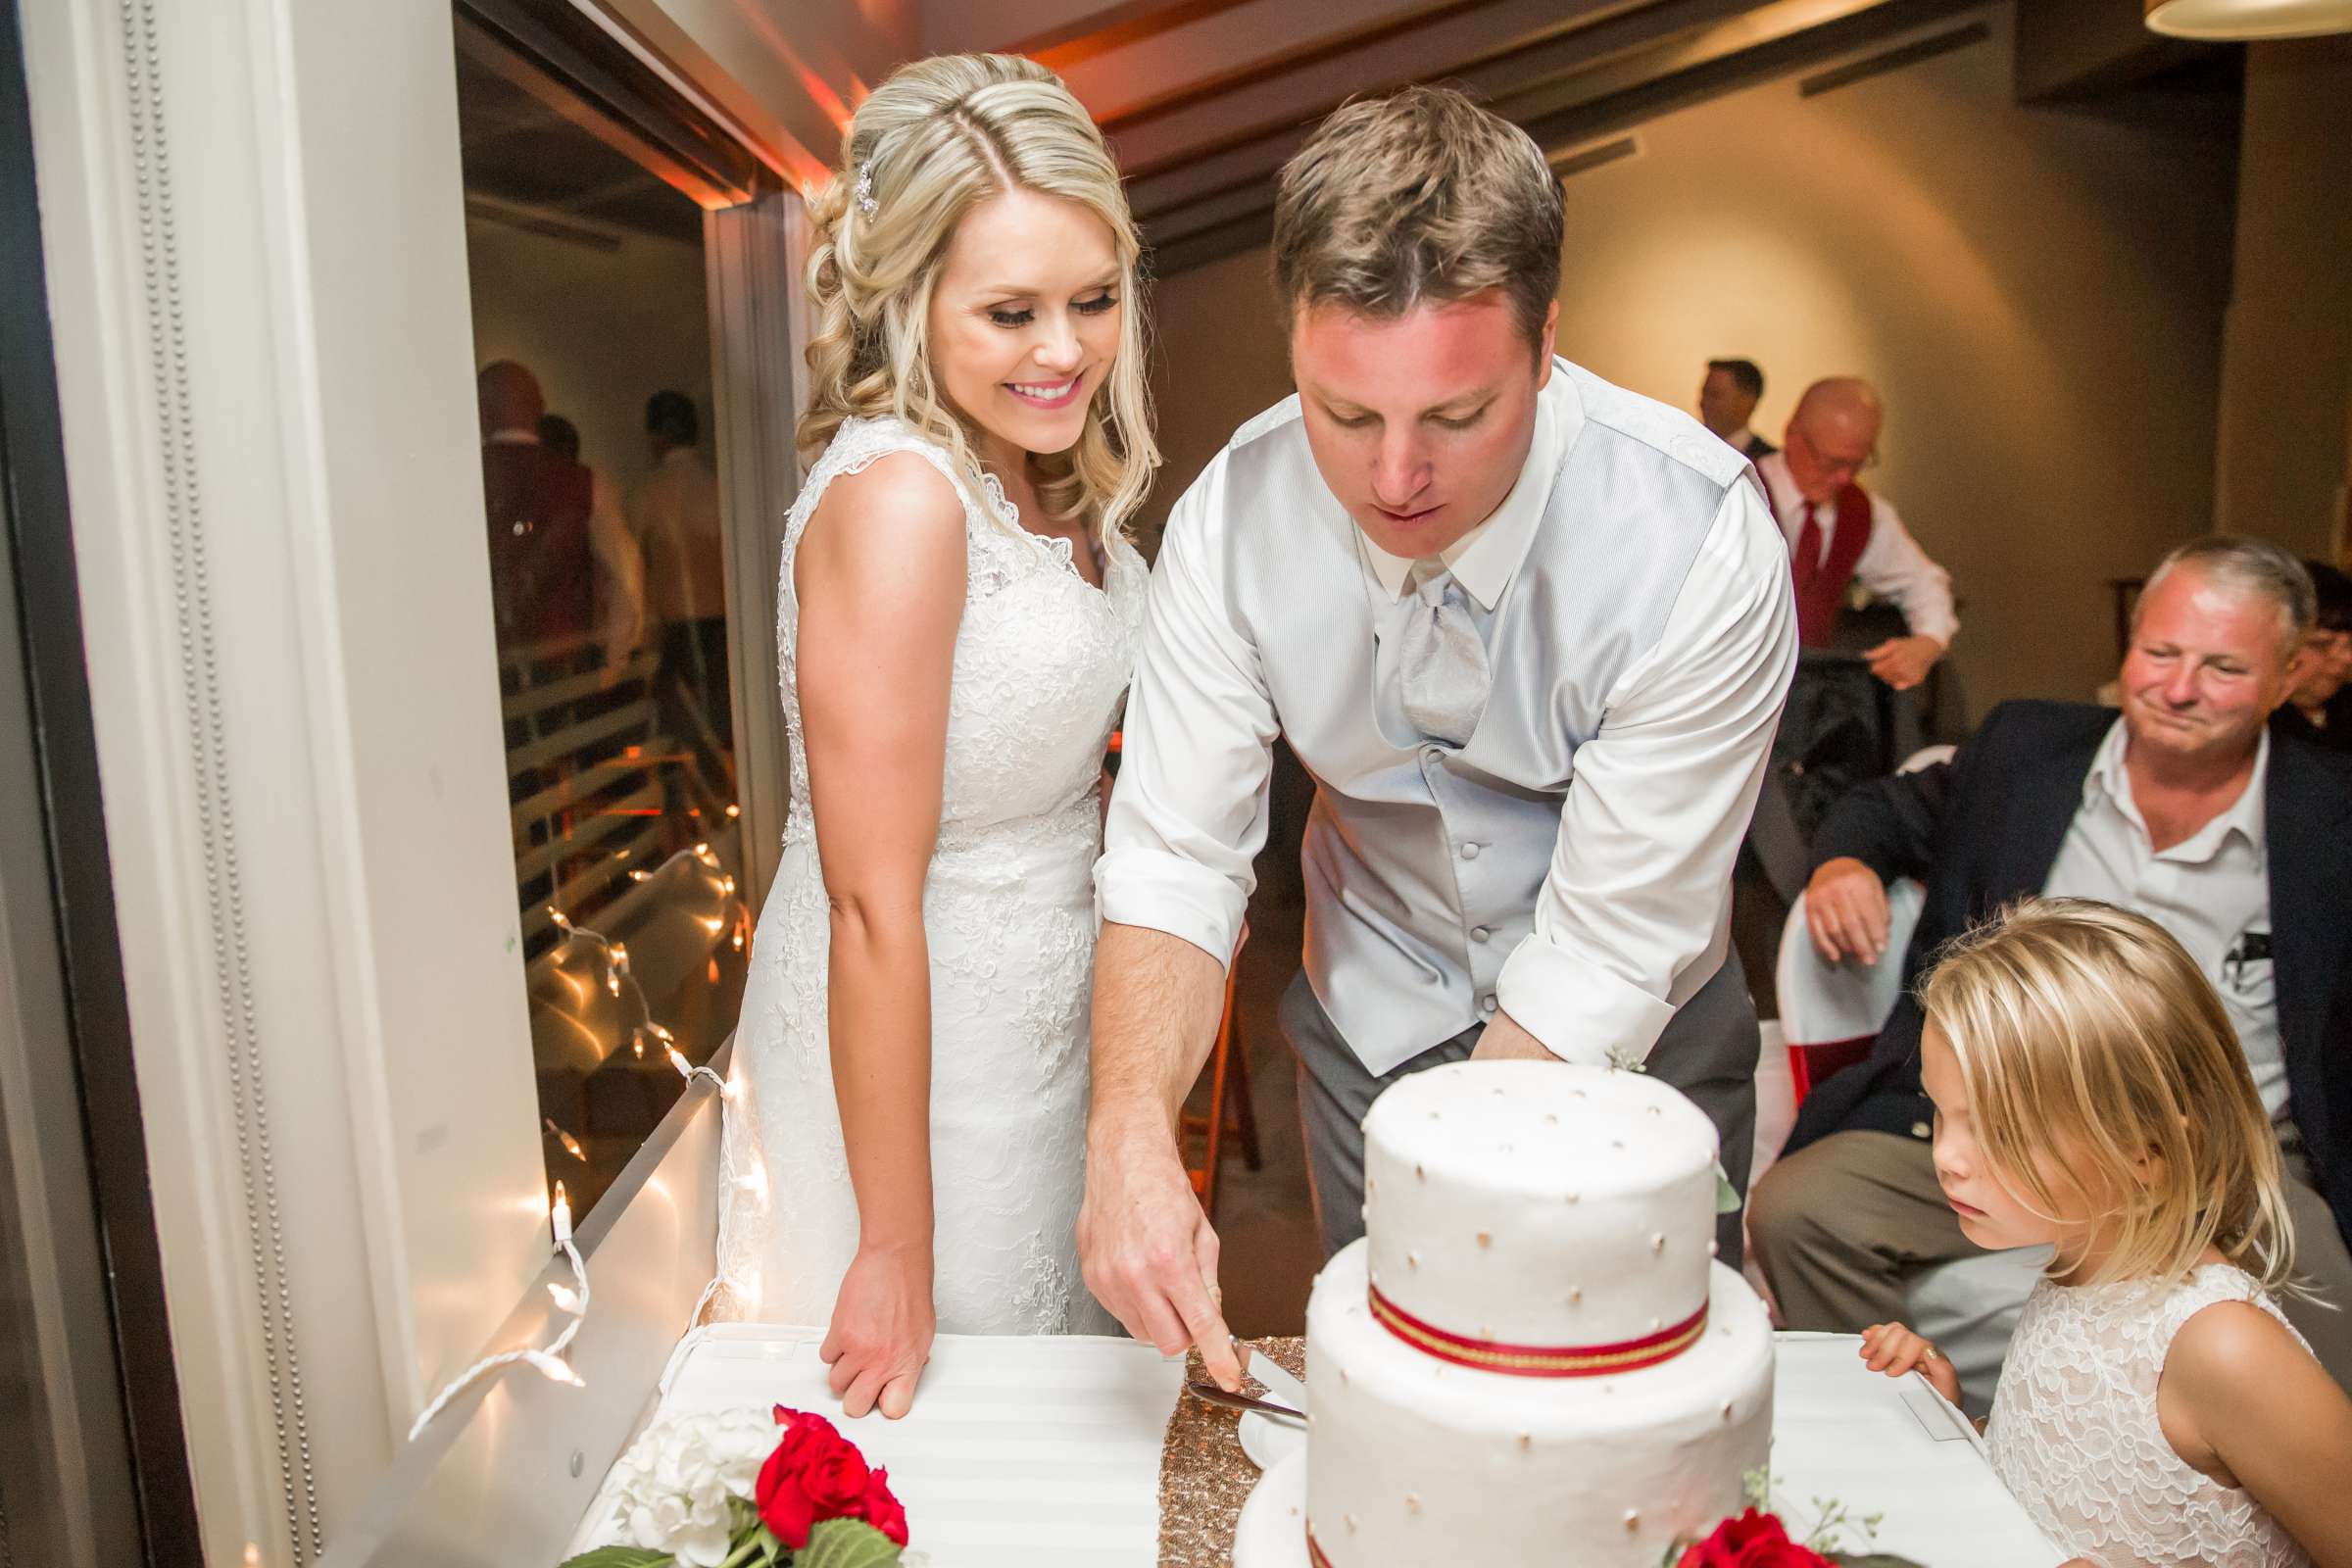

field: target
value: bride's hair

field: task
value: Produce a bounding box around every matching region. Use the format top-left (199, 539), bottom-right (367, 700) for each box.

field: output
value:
top-left (798, 53), bottom-right (1156, 542)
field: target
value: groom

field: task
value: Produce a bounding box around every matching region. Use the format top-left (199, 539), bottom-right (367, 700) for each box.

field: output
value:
top-left (1080, 87), bottom-right (1795, 1389)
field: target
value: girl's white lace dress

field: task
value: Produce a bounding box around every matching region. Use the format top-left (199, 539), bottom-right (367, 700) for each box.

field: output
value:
top-left (717, 416), bottom-right (1143, 1334)
top-left (1987, 1262), bottom-right (2313, 1567)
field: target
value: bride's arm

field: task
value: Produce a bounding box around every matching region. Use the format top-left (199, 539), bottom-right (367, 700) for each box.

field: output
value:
top-left (794, 454), bottom-right (967, 1419)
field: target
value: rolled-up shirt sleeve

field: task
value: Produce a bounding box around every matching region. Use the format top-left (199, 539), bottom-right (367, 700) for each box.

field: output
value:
top-left (1094, 456), bottom-right (1278, 968)
top-left (1494, 476), bottom-right (1798, 1065)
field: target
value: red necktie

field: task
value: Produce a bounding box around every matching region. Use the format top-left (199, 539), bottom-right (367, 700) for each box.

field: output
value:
top-left (1791, 502), bottom-right (1823, 600)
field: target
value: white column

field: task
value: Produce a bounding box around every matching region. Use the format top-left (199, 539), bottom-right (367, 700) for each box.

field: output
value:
top-left (22, 1), bottom-right (548, 1558)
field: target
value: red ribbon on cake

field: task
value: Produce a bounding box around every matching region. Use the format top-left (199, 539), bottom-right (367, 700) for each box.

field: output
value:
top-left (1306, 1530), bottom-right (1334, 1567)
top-left (1366, 1283), bottom-right (1708, 1377)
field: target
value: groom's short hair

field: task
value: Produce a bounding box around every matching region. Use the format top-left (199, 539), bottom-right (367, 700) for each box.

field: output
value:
top-left (1273, 86), bottom-right (1564, 352)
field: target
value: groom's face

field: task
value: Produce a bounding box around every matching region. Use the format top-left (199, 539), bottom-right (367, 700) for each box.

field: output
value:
top-left (1291, 290), bottom-right (1556, 562)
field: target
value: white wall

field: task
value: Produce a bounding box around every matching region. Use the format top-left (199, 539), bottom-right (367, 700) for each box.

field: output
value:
top-left (1146, 5), bottom-right (2241, 716)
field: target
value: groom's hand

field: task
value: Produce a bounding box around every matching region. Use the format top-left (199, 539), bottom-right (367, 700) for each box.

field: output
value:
top-left (1470, 1009), bottom-right (1558, 1062)
top-left (1079, 1112), bottom-right (1243, 1391)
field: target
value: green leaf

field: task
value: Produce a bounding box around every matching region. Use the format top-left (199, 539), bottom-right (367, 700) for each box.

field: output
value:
top-left (557, 1548), bottom-right (672, 1568)
top-left (790, 1518), bottom-right (902, 1568)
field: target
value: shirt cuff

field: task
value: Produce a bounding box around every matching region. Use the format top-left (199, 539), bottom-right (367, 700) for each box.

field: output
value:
top-left (1094, 846), bottom-right (1247, 969)
top-left (1494, 935), bottom-right (1678, 1068)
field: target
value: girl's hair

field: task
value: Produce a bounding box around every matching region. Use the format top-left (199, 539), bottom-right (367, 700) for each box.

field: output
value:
top-left (797, 53), bottom-right (1156, 542)
top-left (1921, 897), bottom-right (2294, 1293)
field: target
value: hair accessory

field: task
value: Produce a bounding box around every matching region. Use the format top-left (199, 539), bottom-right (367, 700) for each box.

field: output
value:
top-left (854, 165), bottom-right (877, 218)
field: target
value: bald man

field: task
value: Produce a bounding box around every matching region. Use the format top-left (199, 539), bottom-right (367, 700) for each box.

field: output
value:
top-left (477, 360), bottom-right (644, 663)
top-left (1754, 378), bottom-right (1955, 691)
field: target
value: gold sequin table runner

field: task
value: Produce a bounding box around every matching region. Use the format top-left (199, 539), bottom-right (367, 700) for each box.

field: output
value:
top-left (1157, 1336), bottom-right (1306, 1566)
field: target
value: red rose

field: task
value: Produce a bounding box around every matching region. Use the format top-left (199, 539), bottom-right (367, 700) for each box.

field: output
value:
top-left (1677, 1511), bottom-right (1833, 1568)
top-left (801, 1434), bottom-right (871, 1516)
top-left (858, 1466), bottom-right (910, 1547)
top-left (757, 1408), bottom-right (854, 1547)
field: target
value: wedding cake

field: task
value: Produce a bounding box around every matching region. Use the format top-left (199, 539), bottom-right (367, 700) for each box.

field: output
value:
top-left (1300, 1061), bottom-right (1774, 1565)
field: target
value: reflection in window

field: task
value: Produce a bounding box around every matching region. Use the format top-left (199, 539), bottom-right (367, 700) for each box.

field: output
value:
top-left (455, 14), bottom-right (749, 1216)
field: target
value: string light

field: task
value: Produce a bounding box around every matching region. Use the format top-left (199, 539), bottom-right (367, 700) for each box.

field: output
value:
top-left (407, 1180), bottom-right (590, 1441)
top-left (414, 851), bottom-right (754, 1442)
top-left (543, 1119), bottom-right (588, 1163)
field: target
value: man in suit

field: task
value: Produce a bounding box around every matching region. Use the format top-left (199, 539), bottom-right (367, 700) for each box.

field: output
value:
top-left (1699, 357), bottom-right (1775, 461)
top-left (2276, 559), bottom-right (2352, 753)
top-left (1750, 536), bottom-right (2352, 1391)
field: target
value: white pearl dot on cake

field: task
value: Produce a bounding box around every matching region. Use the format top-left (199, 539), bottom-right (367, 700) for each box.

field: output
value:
top-left (1650, 1233), bottom-right (1665, 1252)
top-left (1646, 1104), bottom-right (1662, 1116)
top-left (1650, 1317), bottom-right (1662, 1332)
top-left (1366, 1177), bottom-right (1377, 1195)
top-left (1564, 1192), bottom-right (1580, 1203)
top-left (1623, 1510), bottom-right (1640, 1532)
top-left (1567, 1286), bottom-right (1582, 1304)
top-left (1407, 1250), bottom-right (1421, 1269)
top-left (1709, 1239), bottom-right (1720, 1257)
top-left (1476, 1230), bottom-right (1492, 1248)
top-left (1721, 1400), bottom-right (1735, 1420)
top-left (1544, 1111), bottom-right (1557, 1124)
top-left (1517, 1433), bottom-right (1531, 1449)
top-left (1415, 1163), bottom-right (1426, 1181)
top-left (1405, 1494), bottom-right (1422, 1514)
top-left (1612, 1139), bottom-right (1625, 1151)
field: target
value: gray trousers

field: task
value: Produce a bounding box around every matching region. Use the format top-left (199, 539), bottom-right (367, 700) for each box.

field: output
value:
top-left (1750, 1123), bottom-right (2352, 1397)
top-left (1285, 950), bottom-right (1761, 1268)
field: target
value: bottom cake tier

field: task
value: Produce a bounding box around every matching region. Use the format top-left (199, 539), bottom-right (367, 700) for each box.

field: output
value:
top-left (1304, 1241), bottom-right (1774, 1567)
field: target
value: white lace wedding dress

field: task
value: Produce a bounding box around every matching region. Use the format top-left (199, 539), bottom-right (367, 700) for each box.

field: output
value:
top-left (715, 416), bottom-right (1143, 1335)
top-left (1986, 1263), bottom-right (2313, 1567)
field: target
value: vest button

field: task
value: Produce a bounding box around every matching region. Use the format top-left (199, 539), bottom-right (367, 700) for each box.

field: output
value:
top-left (1471, 927), bottom-right (1491, 943)
top-left (1479, 994), bottom-right (1498, 1016)
top-left (1460, 842), bottom-right (1481, 860)
top-left (1910, 1121), bottom-right (1932, 1140)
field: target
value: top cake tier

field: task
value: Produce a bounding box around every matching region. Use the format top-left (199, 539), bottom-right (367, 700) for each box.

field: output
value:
top-left (1360, 1061), bottom-right (1719, 1353)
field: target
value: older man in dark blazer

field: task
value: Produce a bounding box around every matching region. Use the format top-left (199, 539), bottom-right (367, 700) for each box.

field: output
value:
top-left (1750, 537), bottom-right (2352, 1392)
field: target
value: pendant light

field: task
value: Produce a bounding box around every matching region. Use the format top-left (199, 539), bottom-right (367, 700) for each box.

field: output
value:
top-left (2145, 0), bottom-right (2352, 38)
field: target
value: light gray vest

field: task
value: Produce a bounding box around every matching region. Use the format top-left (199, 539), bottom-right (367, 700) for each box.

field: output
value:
top-left (1222, 361), bottom-right (1748, 1072)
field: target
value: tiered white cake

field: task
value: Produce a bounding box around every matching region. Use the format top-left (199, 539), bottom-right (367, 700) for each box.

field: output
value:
top-left (1302, 1061), bottom-right (1774, 1565)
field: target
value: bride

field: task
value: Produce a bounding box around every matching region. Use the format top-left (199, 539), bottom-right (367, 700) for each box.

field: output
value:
top-left (718, 54), bottom-right (1156, 1419)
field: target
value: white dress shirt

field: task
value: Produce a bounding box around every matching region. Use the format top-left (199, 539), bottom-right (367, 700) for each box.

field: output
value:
top-left (1099, 362), bottom-right (1796, 1072)
top-left (2044, 718), bottom-right (2284, 1117)
top-left (634, 444), bottom-right (727, 622)
top-left (486, 425), bottom-right (646, 658)
top-left (1753, 450), bottom-right (1957, 648)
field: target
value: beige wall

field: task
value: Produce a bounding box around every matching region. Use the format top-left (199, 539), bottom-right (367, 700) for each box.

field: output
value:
top-left (464, 216), bottom-right (714, 503)
top-left (1146, 5), bottom-right (2239, 717)
top-left (2215, 34), bottom-right (2352, 563)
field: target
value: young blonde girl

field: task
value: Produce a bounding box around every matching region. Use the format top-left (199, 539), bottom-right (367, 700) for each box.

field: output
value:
top-left (1862, 898), bottom-right (2352, 1567)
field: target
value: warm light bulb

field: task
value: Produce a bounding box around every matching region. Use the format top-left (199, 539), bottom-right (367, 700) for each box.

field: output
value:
top-left (543, 1119), bottom-right (587, 1163)
top-left (548, 1282), bottom-right (583, 1314)
top-left (525, 1350), bottom-right (585, 1388)
top-left (551, 1182), bottom-right (573, 1245)
top-left (666, 1045), bottom-right (692, 1079)
top-left (549, 906), bottom-right (573, 934)
top-left (725, 804), bottom-right (742, 818)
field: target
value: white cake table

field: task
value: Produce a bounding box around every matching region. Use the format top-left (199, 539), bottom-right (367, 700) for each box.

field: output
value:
top-left (568, 1326), bottom-right (2065, 1567)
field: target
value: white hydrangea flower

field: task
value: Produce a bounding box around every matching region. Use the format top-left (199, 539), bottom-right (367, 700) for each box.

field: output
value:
top-left (597, 1406), bottom-right (779, 1567)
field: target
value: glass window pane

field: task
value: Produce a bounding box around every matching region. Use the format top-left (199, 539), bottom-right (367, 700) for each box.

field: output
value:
top-left (454, 15), bottom-right (749, 1218)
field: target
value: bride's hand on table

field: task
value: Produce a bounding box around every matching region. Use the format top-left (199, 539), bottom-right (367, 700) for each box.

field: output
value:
top-left (1078, 1118), bottom-right (1245, 1393)
top-left (821, 1242), bottom-right (935, 1419)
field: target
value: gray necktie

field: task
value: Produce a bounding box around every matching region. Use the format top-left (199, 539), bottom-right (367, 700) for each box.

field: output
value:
top-left (1396, 559), bottom-right (1490, 747)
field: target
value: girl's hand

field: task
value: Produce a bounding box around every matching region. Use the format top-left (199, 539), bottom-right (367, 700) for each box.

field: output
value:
top-left (821, 1242), bottom-right (935, 1419)
top-left (1861, 1321), bottom-right (1962, 1406)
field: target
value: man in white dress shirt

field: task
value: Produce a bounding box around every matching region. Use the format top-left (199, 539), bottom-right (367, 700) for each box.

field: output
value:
top-left (1077, 88), bottom-right (1797, 1389)
top-left (1755, 377), bottom-right (1955, 691)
